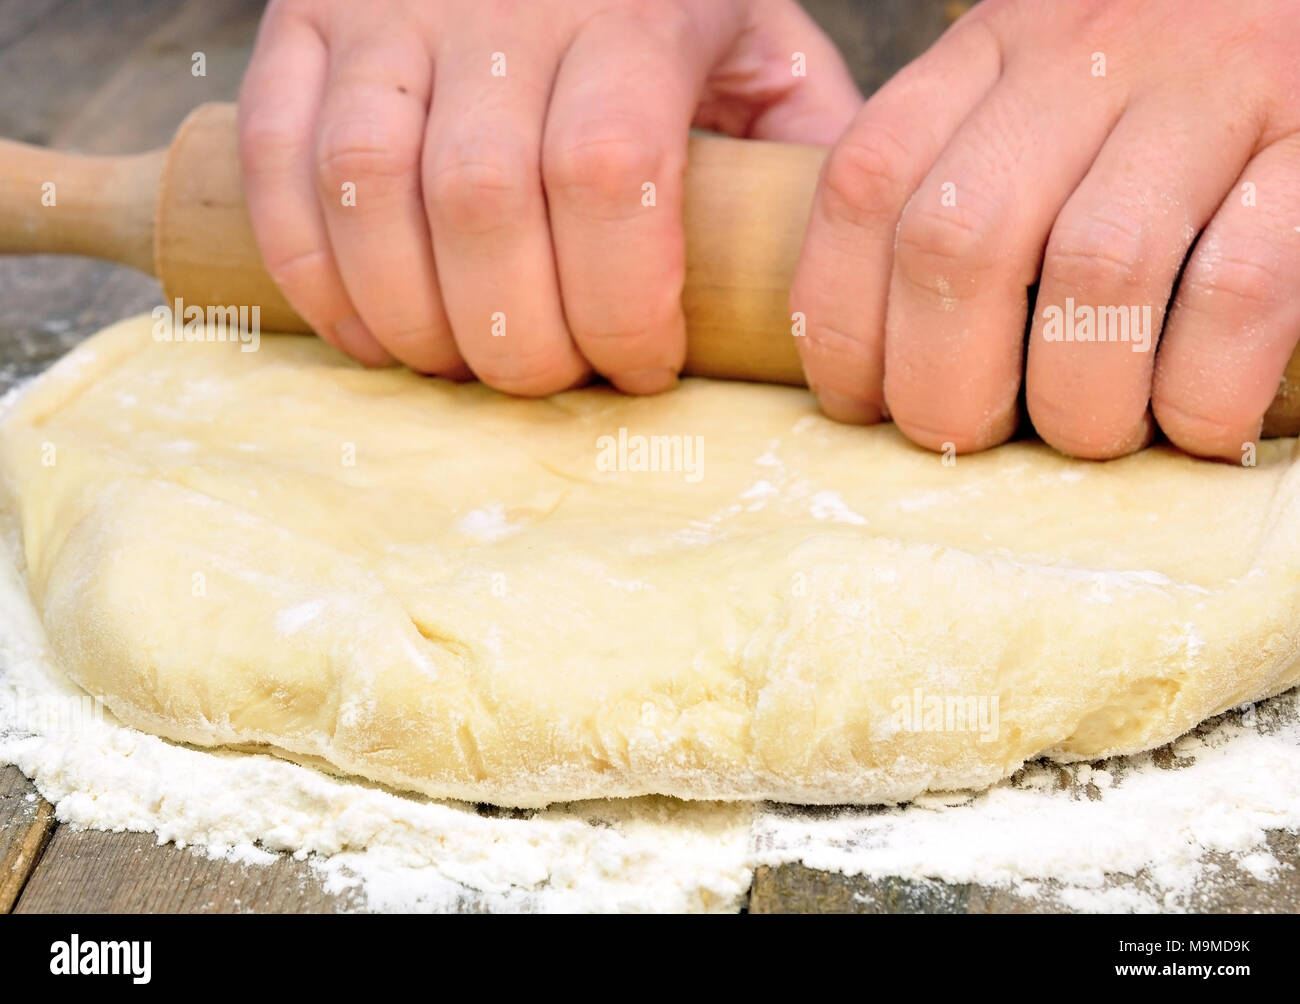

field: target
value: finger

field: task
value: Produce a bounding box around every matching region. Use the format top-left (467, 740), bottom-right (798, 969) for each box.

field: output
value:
top-left (543, 7), bottom-right (736, 394)
top-left (695, 0), bottom-right (862, 145)
top-left (884, 63), bottom-right (1126, 453)
top-left (237, 3), bottom-right (390, 365)
top-left (1027, 93), bottom-right (1260, 459)
top-left (423, 36), bottom-right (588, 397)
top-left (1152, 133), bottom-right (1300, 460)
top-left (314, 28), bottom-right (464, 375)
top-left (789, 15), bottom-right (1002, 424)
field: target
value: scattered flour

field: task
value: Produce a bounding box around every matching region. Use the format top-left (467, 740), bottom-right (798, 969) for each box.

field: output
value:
top-left (896, 490), bottom-right (949, 512)
top-left (809, 490), bottom-right (869, 525)
top-left (752, 705), bottom-right (1300, 912)
top-left (456, 504), bottom-right (521, 543)
top-left (1, 541), bottom-right (1296, 913)
top-left (275, 599), bottom-right (326, 635)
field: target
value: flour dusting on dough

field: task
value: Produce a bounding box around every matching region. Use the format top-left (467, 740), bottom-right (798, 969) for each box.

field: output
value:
top-left (2, 546), bottom-right (1296, 912)
top-left (809, 490), bottom-right (868, 525)
top-left (2, 319), bottom-right (1299, 911)
top-left (456, 504), bottom-right (521, 542)
top-left (276, 599), bottom-right (326, 635)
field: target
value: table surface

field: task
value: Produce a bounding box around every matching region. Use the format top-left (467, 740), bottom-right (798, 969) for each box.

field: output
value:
top-left (1, 0), bottom-right (1296, 914)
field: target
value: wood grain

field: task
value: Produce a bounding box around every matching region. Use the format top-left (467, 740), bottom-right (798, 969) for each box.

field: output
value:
top-left (752, 833), bottom-right (1300, 915)
top-left (750, 725), bottom-right (1300, 915)
top-left (49, 0), bottom-right (264, 154)
top-left (0, 256), bottom-right (161, 392)
top-left (0, 0), bottom-right (67, 54)
top-left (14, 827), bottom-right (358, 914)
top-left (0, 0), bottom-right (180, 146)
top-left (3, 0), bottom-right (1296, 915)
top-left (0, 766), bottom-right (55, 912)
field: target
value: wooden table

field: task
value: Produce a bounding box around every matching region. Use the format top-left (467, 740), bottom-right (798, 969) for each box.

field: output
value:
top-left (2, 0), bottom-right (1296, 914)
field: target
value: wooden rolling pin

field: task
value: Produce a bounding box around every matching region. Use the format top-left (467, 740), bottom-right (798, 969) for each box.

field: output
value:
top-left (2, 101), bottom-right (1298, 435)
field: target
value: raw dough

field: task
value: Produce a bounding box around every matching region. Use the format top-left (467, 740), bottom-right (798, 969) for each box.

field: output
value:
top-left (2, 315), bottom-right (1298, 807)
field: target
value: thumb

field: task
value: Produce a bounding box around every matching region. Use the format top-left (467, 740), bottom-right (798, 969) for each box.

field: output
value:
top-left (701, 0), bottom-right (863, 146)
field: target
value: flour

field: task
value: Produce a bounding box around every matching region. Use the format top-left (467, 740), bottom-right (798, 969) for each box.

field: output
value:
top-left (809, 490), bottom-right (869, 525)
top-left (0, 550), bottom-right (753, 912)
top-left (753, 700), bottom-right (1300, 912)
top-left (1, 373), bottom-right (1297, 914)
top-left (2, 536), bottom-right (1296, 912)
top-left (275, 599), bottom-right (327, 635)
top-left (456, 504), bottom-right (522, 542)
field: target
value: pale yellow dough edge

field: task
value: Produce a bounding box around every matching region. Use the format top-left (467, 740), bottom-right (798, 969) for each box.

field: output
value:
top-left (2, 315), bottom-right (1298, 807)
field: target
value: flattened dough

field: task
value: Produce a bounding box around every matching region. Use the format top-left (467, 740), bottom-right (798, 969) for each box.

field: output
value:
top-left (2, 315), bottom-right (1298, 807)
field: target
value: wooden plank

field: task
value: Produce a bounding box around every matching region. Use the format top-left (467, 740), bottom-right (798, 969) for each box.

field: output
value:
top-left (0, 256), bottom-right (162, 392)
top-left (752, 704), bottom-right (1300, 913)
top-left (0, 0), bottom-right (67, 53)
top-left (801, 0), bottom-right (953, 97)
top-left (51, 0), bottom-right (265, 154)
top-left (0, 766), bottom-right (55, 913)
top-left (15, 826), bottom-right (360, 913)
top-left (752, 823), bottom-right (1300, 914)
top-left (2, 0), bottom-right (312, 918)
top-left (750, 864), bottom-right (972, 914)
top-left (5, 0), bottom-right (1297, 916)
top-left (0, 0), bottom-right (179, 145)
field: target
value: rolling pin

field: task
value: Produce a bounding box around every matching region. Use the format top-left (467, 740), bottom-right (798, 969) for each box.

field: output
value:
top-left (2, 101), bottom-right (1298, 435)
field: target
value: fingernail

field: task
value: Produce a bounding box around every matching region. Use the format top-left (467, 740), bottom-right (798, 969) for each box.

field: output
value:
top-left (815, 389), bottom-right (881, 425)
top-left (612, 367), bottom-right (678, 395)
top-left (332, 316), bottom-right (393, 367)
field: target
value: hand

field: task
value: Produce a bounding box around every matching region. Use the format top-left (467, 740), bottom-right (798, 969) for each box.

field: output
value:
top-left (792, 0), bottom-right (1300, 460)
top-left (239, 0), bottom-right (860, 395)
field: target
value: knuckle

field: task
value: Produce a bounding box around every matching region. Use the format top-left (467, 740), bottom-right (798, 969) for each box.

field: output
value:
top-left (315, 117), bottom-right (418, 192)
top-left (1180, 252), bottom-right (1286, 313)
top-left (426, 140), bottom-right (536, 234)
top-left (1033, 412), bottom-right (1132, 459)
top-left (573, 283), bottom-right (684, 346)
top-left (796, 319), bottom-right (881, 407)
top-left (471, 346), bottom-right (582, 397)
top-left (574, 317), bottom-right (666, 350)
top-left (1045, 430), bottom-right (1134, 461)
top-left (380, 332), bottom-right (460, 376)
top-left (894, 201), bottom-right (997, 294)
top-left (1028, 392), bottom-right (1143, 460)
top-left (370, 320), bottom-right (444, 353)
top-left (790, 271), bottom-right (879, 376)
top-left (264, 247), bottom-right (332, 293)
top-left (893, 415), bottom-right (989, 455)
top-left (543, 123), bottom-right (676, 210)
top-left (887, 378), bottom-right (1018, 453)
top-left (572, 324), bottom-right (681, 374)
top-left (798, 317), bottom-right (875, 372)
top-left (1151, 390), bottom-right (1252, 449)
top-left (1045, 214), bottom-right (1153, 293)
top-left (238, 109), bottom-right (299, 176)
top-left (819, 128), bottom-right (910, 227)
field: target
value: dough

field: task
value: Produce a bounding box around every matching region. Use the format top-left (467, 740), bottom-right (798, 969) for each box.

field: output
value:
top-left (2, 315), bottom-right (1298, 807)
